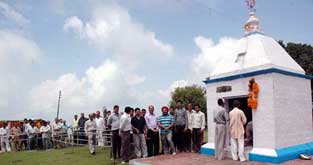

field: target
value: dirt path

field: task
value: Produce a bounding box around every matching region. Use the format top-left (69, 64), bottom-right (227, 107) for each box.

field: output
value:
top-left (130, 153), bottom-right (313, 165)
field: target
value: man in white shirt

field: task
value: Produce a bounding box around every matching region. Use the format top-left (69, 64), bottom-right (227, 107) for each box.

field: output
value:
top-left (145, 105), bottom-right (159, 156)
top-left (0, 122), bottom-right (11, 152)
top-left (52, 118), bottom-right (62, 149)
top-left (108, 105), bottom-right (121, 160)
top-left (72, 115), bottom-right (79, 144)
top-left (119, 106), bottom-right (132, 164)
top-left (95, 110), bottom-right (105, 147)
top-left (85, 113), bottom-right (97, 155)
top-left (190, 104), bottom-right (206, 153)
top-left (67, 126), bottom-right (73, 144)
top-left (73, 115), bottom-right (79, 131)
top-left (186, 103), bottom-right (194, 152)
top-left (40, 121), bottom-right (51, 150)
top-left (26, 121), bottom-right (39, 150)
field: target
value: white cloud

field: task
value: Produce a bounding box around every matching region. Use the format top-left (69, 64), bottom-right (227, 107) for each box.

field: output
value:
top-left (155, 36), bottom-right (240, 105)
top-left (158, 80), bottom-right (189, 100)
top-left (126, 74), bottom-right (146, 85)
top-left (189, 36), bottom-right (239, 82)
top-left (0, 29), bottom-right (40, 72)
top-left (0, 29), bottom-right (41, 119)
top-left (0, 1), bottom-right (30, 27)
top-left (63, 16), bottom-right (83, 36)
top-left (27, 2), bottom-right (177, 121)
top-left (29, 59), bottom-right (138, 121)
top-left (63, 3), bottom-right (174, 69)
top-left (30, 2), bottom-right (176, 121)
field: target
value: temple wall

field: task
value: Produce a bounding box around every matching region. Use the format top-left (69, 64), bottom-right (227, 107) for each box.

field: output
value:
top-left (206, 74), bottom-right (276, 149)
top-left (273, 73), bottom-right (313, 148)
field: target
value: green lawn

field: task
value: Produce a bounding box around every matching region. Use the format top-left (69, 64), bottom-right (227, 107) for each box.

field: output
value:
top-left (0, 147), bottom-right (118, 165)
top-left (0, 131), bottom-right (208, 165)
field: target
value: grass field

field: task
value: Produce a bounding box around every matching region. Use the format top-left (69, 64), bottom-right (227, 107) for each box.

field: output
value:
top-left (0, 147), bottom-right (118, 165)
top-left (0, 131), bottom-right (208, 165)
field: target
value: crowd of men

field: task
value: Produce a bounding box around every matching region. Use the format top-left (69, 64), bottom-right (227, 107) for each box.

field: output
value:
top-left (1, 98), bottom-right (251, 163)
top-left (0, 118), bottom-right (75, 152)
top-left (105, 100), bottom-right (206, 164)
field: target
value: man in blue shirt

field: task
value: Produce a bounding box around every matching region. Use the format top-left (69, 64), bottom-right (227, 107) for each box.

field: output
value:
top-left (158, 106), bottom-right (176, 155)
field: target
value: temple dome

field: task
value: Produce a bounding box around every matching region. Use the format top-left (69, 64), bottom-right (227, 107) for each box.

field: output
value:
top-left (210, 33), bottom-right (305, 79)
top-left (209, 11), bottom-right (305, 80)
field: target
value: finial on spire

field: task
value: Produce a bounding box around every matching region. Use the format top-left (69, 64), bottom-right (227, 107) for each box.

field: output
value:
top-left (246, 0), bottom-right (256, 12)
top-left (244, 0), bottom-right (262, 35)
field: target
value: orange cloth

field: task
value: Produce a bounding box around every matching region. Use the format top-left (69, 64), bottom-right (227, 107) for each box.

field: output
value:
top-left (229, 108), bottom-right (247, 139)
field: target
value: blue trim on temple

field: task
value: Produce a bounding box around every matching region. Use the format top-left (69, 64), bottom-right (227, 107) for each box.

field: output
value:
top-left (245, 31), bottom-right (265, 36)
top-left (249, 142), bottom-right (313, 164)
top-left (203, 68), bottom-right (313, 84)
top-left (200, 142), bottom-right (313, 164)
top-left (200, 147), bottom-right (215, 156)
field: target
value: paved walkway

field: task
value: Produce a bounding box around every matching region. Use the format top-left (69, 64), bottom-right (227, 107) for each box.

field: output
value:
top-left (130, 153), bottom-right (313, 165)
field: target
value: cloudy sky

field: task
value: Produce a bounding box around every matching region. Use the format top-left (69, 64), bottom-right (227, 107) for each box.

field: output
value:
top-left (1, 0), bottom-right (313, 122)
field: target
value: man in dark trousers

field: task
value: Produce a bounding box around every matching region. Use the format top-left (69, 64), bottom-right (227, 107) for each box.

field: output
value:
top-left (131, 108), bottom-right (148, 158)
top-left (108, 105), bottom-right (121, 160)
top-left (119, 106), bottom-right (132, 164)
top-left (174, 100), bottom-right (188, 152)
top-left (78, 113), bottom-right (88, 144)
top-left (185, 103), bottom-right (194, 152)
top-left (145, 105), bottom-right (159, 156)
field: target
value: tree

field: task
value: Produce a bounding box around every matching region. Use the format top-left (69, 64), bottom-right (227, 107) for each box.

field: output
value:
top-left (279, 40), bottom-right (313, 101)
top-left (169, 85), bottom-right (207, 113)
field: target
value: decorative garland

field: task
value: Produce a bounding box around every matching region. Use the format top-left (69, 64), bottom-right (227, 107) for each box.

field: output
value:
top-left (248, 78), bottom-right (259, 110)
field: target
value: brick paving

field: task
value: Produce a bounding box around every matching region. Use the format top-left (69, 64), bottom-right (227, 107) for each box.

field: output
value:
top-left (130, 153), bottom-right (313, 165)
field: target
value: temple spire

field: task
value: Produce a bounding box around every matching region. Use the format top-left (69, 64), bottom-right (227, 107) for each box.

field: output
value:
top-left (244, 0), bottom-right (262, 35)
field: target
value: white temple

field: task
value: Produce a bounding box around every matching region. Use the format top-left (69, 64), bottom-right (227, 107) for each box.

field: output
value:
top-left (200, 2), bottom-right (313, 164)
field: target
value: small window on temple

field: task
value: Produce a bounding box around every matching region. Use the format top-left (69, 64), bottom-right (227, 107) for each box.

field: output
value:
top-left (235, 52), bottom-right (246, 63)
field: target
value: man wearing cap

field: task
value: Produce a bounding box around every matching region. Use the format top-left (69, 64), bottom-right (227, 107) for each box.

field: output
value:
top-left (158, 106), bottom-right (176, 155)
top-left (85, 113), bottom-right (97, 155)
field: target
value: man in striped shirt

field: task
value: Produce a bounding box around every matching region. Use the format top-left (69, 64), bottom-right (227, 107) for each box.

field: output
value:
top-left (158, 106), bottom-right (176, 155)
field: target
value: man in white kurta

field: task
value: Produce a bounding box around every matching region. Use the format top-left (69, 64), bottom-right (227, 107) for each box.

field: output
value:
top-left (85, 113), bottom-right (97, 155)
top-left (229, 100), bottom-right (247, 162)
top-left (0, 122), bottom-right (11, 152)
top-left (95, 111), bottom-right (105, 147)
